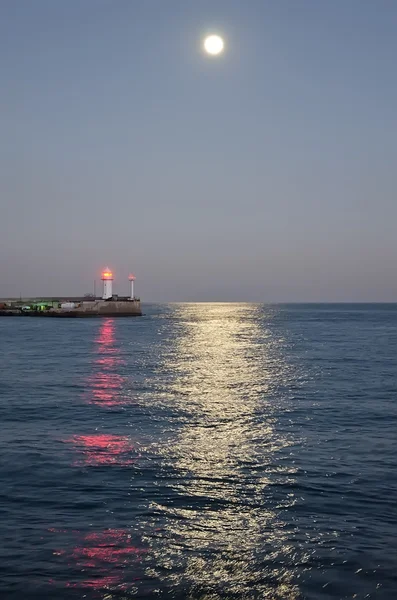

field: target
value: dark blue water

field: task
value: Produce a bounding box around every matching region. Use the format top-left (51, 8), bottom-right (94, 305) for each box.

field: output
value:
top-left (1, 304), bottom-right (397, 599)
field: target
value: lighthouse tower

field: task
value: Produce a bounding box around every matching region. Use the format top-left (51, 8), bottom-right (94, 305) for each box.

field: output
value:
top-left (128, 274), bottom-right (136, 300)
top-left (101, 268), bottom-right (114, 300)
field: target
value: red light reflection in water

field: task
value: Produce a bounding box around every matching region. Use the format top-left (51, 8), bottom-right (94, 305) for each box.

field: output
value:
top-left (68, 434), bottom-right (140, 466)
top-left (96, 318), bottom-right (117, 353)
top-left (87, 372), bottom-right (126, 407)
top-left (87, 319), bottom-right (127, 407)
top-left (51, 529), bottom-right (145, 592)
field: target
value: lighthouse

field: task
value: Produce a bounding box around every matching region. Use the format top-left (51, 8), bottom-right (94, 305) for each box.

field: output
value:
top-left (128, 274), bottom-right (136, 300)
top-left (101, 268), bottom-right (114, 300)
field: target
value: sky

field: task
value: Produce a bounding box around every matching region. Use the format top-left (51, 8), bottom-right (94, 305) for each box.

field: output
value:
top-left (1, 0), bottom-right (397, 302)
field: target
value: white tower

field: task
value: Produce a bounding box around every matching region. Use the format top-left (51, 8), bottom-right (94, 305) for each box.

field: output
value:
top-left (101, 268), bottom-right (114, 300)
top-left (128, 274), bottom-right (136, 300)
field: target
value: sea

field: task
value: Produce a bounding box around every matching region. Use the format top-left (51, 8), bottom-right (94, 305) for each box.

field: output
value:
top-left (0, 303), bottom-right (396, 599)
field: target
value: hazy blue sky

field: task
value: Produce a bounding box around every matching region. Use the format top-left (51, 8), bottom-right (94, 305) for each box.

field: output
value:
top-left (1, 0), bottom-right (396, 301)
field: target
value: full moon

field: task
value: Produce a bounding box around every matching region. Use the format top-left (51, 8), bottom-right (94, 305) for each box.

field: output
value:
top-left (204, 35), bottom-right (224, 56)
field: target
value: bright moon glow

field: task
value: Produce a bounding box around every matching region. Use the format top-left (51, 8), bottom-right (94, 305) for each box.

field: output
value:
top-left (204, 35), bottom-right (224, 56)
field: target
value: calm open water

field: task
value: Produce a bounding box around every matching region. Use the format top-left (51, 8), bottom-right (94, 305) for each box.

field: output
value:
top-left (0, 303), bottom-right (396, 599)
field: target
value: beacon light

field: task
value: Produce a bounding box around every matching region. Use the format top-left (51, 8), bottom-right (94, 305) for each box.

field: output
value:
top-left (128, 274), bottom-right (136, 300)
top-left (101, 267), bottom-right (114, 299)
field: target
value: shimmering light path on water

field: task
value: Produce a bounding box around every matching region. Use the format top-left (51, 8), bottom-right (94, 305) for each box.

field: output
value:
top-left (0, 304), bottom-right (396, 599)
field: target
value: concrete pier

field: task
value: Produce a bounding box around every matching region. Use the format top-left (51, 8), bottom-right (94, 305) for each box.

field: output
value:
top-left (0, 299), bottom-right (142, 317)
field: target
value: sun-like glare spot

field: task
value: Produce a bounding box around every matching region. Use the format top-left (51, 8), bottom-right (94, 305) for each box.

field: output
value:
top-left (204, 34), bottom-right (224, 56)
